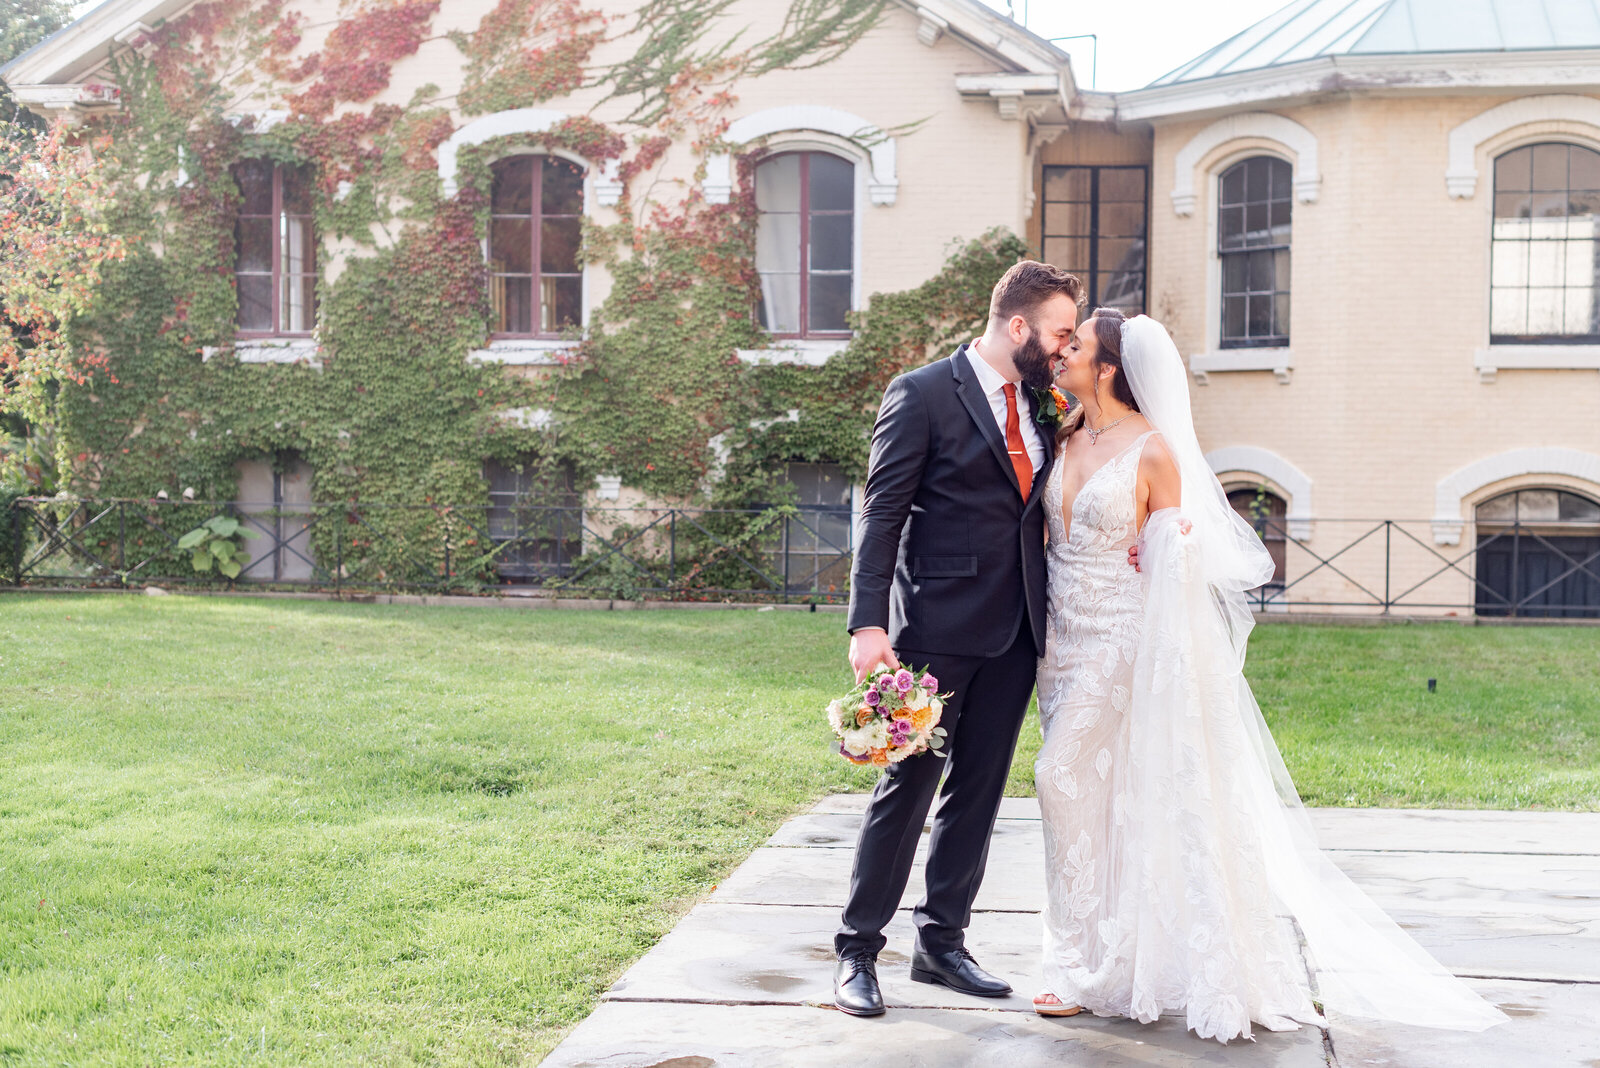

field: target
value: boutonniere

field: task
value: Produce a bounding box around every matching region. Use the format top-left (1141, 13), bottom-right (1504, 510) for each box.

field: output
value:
top-left (1030, 385), bottom-right (1071, 430)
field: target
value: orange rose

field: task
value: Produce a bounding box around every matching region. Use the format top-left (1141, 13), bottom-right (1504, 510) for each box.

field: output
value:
top-left (910, 706), bottom-right (933, 732)
top-left (870, 749), bottom-right (890, 767)
top-left (855, 706), bottom-right (874, 727)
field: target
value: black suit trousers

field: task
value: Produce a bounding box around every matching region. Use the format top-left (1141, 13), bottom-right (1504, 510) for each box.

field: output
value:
top-left (834, 630), bottom-right (1037, 958)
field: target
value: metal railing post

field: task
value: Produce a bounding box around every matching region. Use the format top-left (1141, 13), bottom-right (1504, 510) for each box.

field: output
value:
top-left (10, 499), bottom-right (22, 586)
top-left (1511, 517), bottom-right (1521, 617)
top-left (668, 511), bottom-right (676, 585)
top-left (1384, 520), bottom-right (1392, 611)
top-left (442, 511), bottom-right (451, 590)
top-left (335, 512), bottom-right (344, 598)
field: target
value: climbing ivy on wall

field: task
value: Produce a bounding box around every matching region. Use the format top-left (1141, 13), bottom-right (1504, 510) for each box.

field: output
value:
top-left (6, 0), bottom-right (1031, 588)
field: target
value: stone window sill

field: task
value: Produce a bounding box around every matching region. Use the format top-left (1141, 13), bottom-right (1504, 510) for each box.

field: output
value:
top-left (201, 338), bottom-right (322, 367)
top-left (735, 338), bottom-right (851, 366)
top-left (1189, 348), bottom-right (1293, 385)
top-left (1474, 344), bottom-right (1600, 383)
top-left (468, 338), bottom-right (579, 365)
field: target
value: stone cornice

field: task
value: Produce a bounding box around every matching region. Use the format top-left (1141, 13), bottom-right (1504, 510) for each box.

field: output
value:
top-left (1114, 50), bottom-right (1600, 122)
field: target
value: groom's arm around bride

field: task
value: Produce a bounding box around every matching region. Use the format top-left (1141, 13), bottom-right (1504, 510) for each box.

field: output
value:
top-left (832, 261), bottom-right (1081, 1017)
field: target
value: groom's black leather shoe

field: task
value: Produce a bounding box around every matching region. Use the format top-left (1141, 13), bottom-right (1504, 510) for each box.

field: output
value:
top-left (833, 952), bottom-right (885, 1016)
top-left (909, 947), bottom-right (1013, 997)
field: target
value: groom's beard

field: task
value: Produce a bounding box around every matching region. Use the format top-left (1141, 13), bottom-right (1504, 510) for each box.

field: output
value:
top-left (1013, 328), bottom-right (1055, 392)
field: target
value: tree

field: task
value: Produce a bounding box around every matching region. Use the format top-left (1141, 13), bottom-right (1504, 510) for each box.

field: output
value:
top-left (1, 0), bottom-right (71, 67)
top-left (2, 0), bottom-right (71, 139)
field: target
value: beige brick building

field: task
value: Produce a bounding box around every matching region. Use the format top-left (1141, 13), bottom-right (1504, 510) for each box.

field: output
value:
top-left (6, 0), bottom-right (1598, 613)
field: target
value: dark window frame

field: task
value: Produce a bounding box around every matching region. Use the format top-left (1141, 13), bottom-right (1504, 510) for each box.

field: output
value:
top-left (1217, 156), bottom-right (1291, 350)
top-left (484, 457), bottom-right (583, 580)
top-left (233, 160), bottom-right (317, 339)
top-left (1039, 163), bottom-right (1148, 314)
top-left (755, 151), bottom-right (855, 341)
top-left (1475, 488), bottom-right (1600, 618)
top-left (770, 460), bottom-right (853, 594)
top-left (1489, 141), bottom-right (1600, 345)
top-left (488, 154), bottom-right (585, 341)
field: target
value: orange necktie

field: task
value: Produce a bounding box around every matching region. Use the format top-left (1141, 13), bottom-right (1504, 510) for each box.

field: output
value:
top-left (1001, 383), bottom-right (1032, 499)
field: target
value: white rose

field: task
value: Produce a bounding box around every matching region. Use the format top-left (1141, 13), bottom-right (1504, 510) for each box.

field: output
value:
top-left (905, 688), bottom-right (930, 711)
top-left (840, 727), bottom-right (874, 756)
top-left (827, 699), bottom-right (847, 733)
top-left (862, 720), bottom-right (890, 750)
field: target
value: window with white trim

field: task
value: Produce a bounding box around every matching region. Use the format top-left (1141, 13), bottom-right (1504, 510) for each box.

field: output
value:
top-left (1218, 156), bottom-right (1291, 348)
top-left (1490, 142), bottom-right (1600, 342)
top-left (755, 152), bottom-right (853, 338)
top-left (488, 154), bottom-right (584, 337)
top-left (232, 159), bottom-right (317, 336)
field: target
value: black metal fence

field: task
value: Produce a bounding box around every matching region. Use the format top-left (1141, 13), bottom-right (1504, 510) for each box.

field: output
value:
top-left (7, 498), bottom-right (1599, 618)
top-left (1240, 517), bottom-right (1600, 618)
top-left (3, 496), bottom-right (853, 603)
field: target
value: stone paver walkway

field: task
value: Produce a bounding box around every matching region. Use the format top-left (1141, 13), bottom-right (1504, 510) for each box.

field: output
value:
top-left (541, 796), bottom-right (1600, 1067)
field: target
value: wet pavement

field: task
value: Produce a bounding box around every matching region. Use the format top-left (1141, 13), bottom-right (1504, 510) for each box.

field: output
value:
top-left (540, 796), bottom-right (1600, 1067)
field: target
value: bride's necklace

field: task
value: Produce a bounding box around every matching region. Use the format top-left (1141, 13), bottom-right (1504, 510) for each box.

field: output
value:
top-left (1084, 412), bottom-right (1134, 445)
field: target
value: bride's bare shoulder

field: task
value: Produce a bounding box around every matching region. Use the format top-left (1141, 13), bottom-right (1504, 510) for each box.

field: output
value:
top-left (1137, 430), bottom-right (1179, 481)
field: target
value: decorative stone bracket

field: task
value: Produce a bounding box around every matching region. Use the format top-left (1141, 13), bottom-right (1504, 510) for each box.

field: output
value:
top-left (1189, 349), bottom-right (1293, 385)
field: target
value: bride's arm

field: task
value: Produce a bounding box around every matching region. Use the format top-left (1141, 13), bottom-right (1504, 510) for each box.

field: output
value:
top-left (1136, 434), bottom-right (1181, 532)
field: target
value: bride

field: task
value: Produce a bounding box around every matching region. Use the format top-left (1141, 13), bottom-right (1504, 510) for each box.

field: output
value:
top-left (1030, 308), bottom-right (1508, 1042)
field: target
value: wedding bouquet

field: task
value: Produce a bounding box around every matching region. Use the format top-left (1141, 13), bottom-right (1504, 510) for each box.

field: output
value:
top-left (827, 665), bottom-right (949, 767)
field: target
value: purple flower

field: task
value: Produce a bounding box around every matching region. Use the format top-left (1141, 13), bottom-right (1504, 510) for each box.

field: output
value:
top-left (877, 675), bottom-right (896, 692)
top-left (894, 669), bottom-right (914, 693)
top-left (864, 689), bottom-right (881, 707)
top-left (892, 718), bottom-right (913, 735)
top-left (921, 673), bottom-right (939, 693)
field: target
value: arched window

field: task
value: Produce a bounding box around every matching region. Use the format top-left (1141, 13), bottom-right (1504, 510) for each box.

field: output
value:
top-left (232, 159), bottom-right (316, 336)
top-left (489, 155), bottom-right (584, 337)
top-left (1490, 142), bottom-right (1600, 342)
top-left (1475, 488), bottom-right (1600, 617)
top-left (1227, 486), bottom-right (1287, 591)
top-left (755, 151), bottom-right (854, 338)
top-left (1218, 156), bottom-right (1290, 348)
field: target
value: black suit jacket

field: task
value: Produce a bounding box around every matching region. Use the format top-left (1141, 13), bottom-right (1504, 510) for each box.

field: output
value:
top-left (846, 344), bottom-right (1054, 657)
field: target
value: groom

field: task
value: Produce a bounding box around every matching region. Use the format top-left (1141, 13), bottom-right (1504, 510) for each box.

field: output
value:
top-left (834, 260), bottom-right (1082, 1016)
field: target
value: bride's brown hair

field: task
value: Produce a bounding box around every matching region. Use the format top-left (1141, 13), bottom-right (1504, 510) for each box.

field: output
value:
top-left (1057, 307), bottom-right (1138, 445)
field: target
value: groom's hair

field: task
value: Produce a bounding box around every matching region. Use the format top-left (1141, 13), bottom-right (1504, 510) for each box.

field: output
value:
top-left (988, 260), bottom-right (1083, 324)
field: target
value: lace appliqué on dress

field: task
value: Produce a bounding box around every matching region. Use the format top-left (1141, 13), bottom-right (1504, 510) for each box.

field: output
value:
top-left (1034, 432), bottom-right (1323, 1043)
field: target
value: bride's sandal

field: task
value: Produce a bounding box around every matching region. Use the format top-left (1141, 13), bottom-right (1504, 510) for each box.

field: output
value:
top-left (1033, 991), bottom-right (1082, 1017)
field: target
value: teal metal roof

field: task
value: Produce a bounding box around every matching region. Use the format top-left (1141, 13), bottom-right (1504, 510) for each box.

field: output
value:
top-left (1151, 0), bottom-right (1600, 86)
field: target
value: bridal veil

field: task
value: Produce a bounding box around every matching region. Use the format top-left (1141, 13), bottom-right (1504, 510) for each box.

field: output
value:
top-left (1118, 314), bottom-right (1507, 1032)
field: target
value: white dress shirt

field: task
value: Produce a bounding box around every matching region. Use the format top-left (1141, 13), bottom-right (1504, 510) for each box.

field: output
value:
top-left (965, 340), bottom-right (1045, 474)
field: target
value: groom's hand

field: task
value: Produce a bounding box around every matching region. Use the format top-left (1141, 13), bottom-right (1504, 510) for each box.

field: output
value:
top-left (849, 627), bottom-right (900, 683)
top-left (1128, 519), bottom-right (1194, 571)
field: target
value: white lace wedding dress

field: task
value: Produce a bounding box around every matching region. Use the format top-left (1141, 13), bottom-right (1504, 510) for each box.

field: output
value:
top-left (1035, 430), bottom-right (1325, 1042)
top-left (1033, 318), bottom-right (1506, 1045)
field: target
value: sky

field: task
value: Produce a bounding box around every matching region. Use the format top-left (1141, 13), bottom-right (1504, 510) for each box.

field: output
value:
top-left (978, 0), bottom-right (1291, 90)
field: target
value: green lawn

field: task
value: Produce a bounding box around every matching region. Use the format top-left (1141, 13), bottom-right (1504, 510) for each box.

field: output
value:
top-left (1, 595), bottom-right (1596, 1066)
